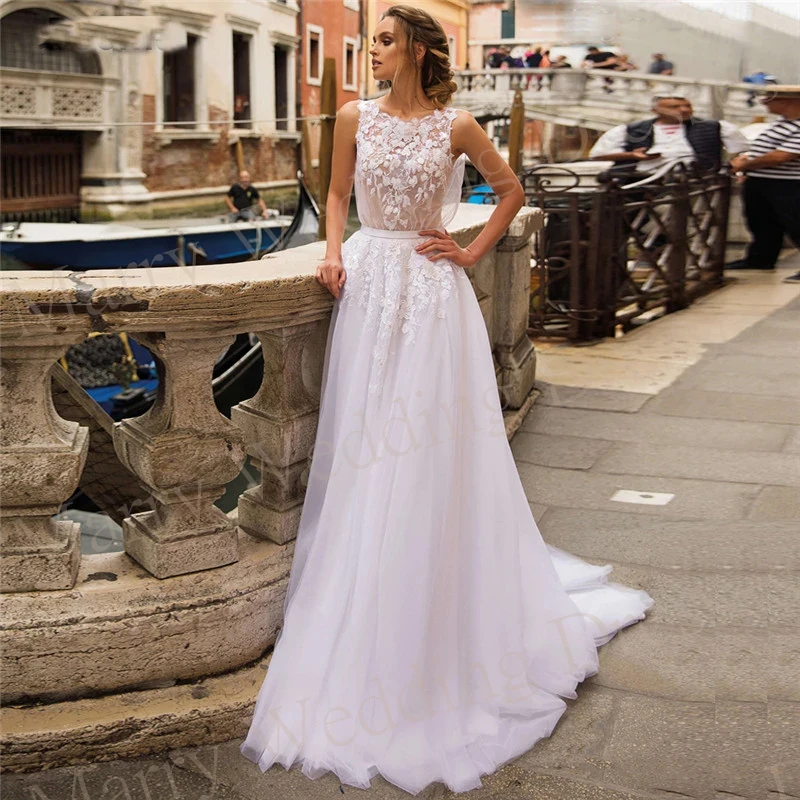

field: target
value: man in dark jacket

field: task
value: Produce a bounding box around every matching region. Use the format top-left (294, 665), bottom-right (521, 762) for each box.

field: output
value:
top-left (589, 96), bottom-right (749, 175)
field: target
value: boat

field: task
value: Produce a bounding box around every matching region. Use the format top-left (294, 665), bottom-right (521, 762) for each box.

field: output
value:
top-left (60, 176), bottom-right (320, 423)
top-left (0, 176), bottom-right (319, 270)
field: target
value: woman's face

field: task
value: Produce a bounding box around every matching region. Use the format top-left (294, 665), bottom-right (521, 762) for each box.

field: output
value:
top-left (369, 17), bottom-right (404, 82)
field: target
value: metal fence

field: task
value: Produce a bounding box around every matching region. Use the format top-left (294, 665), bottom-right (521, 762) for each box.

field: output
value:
top-left (484, 163), bottom-right (731, 341)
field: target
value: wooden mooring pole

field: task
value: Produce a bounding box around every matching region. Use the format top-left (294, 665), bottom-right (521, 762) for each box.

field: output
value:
top-left (508, 90), bottom-right (525, 175)
top-left (301, 118), bottom-right (318, 201)
top-left (317, 57), bottom-right (337, 240)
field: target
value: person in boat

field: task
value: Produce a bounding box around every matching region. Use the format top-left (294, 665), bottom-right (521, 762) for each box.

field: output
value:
top-left (225, 170), bottom-right (273, 221)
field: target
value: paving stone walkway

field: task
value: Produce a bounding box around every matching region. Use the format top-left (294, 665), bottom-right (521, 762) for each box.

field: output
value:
top-left (5, 257), bottom-right (799, 800)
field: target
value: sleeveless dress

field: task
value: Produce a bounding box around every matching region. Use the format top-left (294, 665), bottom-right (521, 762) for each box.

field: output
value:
top-left (240, 99), bottom-right (654, 795)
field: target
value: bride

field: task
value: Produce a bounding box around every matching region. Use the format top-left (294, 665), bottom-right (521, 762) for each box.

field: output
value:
top-left (240, 5), bottom-right (653, 795)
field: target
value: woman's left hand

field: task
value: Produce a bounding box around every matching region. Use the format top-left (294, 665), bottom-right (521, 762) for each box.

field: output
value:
top-left (415, 230), bottom-right (479, 269)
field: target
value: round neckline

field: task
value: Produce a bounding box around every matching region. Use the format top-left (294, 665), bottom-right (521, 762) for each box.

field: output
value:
top-left (371, 100), bottom-right (445, 124)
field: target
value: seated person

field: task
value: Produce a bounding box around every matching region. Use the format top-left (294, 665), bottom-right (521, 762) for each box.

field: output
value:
top-left (226, 171), bottom-right (270, 220)
top-left (582, 46), bottom-right (617, 70)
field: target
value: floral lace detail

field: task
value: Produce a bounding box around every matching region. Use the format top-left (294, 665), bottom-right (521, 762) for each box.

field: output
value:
top-left (355, 100), bottom-right (459, 232)
top-left (341, 234), bottom-right (457, 394)
top-left (341, 100), bottom-right (465, 395)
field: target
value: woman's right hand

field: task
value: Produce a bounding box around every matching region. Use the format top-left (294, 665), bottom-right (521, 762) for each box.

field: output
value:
top-left (316, 256), bottom-right (347, 299)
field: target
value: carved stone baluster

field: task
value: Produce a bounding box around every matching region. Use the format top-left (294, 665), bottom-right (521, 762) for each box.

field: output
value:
top-left (232, 321), bottom-right (324, 545)
top-left (0, 336), bottom-right (89, 592)
top-left (493, 212), bottom-right (540, 409)
top-left (113, 332), bottom-right (246, 578)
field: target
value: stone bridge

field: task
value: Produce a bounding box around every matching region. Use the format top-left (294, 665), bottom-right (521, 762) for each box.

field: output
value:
top-left (454, 68), bottom-right (763, 130)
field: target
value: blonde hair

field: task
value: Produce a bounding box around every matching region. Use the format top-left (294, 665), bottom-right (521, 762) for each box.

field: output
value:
top-left (378, 4), bottom-right (457, 108)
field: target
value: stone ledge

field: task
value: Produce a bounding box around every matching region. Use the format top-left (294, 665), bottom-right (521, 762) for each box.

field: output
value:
top-left (0, 650), bottom-right (273, 773)
top-left (1, 205), bottom-right (533, 337)
top-left (0, 531), bottom-right (292, 703)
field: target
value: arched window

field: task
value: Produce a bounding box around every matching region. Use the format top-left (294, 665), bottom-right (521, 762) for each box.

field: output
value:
top-left (0, 8), bottom-right (101, 74)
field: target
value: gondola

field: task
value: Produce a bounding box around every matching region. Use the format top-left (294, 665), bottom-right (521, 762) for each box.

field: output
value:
top-left (61, 176), bottom-right (320, 422)
top-left (0, 175), bottom-right (318, 270)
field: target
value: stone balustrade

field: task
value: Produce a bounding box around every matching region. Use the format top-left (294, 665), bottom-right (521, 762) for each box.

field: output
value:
top-left (454, 68), bottom-right (763, 128)
top-left (0, 67), bottom-right (115, 128)
top-left (0, 204), bottom-right (542, 769)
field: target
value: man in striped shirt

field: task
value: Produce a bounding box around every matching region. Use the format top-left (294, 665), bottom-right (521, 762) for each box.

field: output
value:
top-left (726, 87), bottom-right (800, 282)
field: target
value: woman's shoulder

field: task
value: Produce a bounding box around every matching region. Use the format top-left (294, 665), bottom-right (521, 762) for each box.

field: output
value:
top-left (337, 99), bottom-right (363, 120)
top-left (450, 108), bottom-right (479, 130)
top-left (448, 107), bottom-right (473, 119)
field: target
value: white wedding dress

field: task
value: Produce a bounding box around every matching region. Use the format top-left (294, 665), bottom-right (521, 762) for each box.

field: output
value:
top-left (240, 99), bottom-right (654, 795)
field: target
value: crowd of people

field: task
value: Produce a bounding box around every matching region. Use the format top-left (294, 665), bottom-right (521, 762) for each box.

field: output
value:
top-left (479, 43), bottom-right (798, 280)
top-left (484, 45), bottom-right (676, 77)
top-left (484, 45), bottom-right (570, 70)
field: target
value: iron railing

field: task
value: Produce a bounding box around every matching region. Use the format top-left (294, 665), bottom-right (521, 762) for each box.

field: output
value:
top-left (472, 163), bottom-right (731, 341)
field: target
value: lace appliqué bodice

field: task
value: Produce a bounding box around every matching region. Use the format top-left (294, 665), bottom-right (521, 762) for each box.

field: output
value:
top-left (354, 100), bottom-right (463, 232)
top-left (341, 235), bottom-right (456, 394)
top-left (340, 100), bottom-right (467, 395)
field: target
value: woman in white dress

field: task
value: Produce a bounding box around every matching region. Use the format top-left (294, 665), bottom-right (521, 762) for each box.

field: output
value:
top-left (240, 5), bottom-right (653, 795)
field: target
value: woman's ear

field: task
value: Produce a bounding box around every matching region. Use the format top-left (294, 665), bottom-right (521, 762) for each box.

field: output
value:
top-left (414, 42), bottom-right (425, 65)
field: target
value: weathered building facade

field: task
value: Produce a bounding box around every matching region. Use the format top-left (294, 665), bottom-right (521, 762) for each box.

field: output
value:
top-left (298, 0), bottom-right (362, 192)
top-left (0, 0), bottom-right (300, 220)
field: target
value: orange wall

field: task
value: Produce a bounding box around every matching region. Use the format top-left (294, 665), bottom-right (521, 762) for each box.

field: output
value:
top-left (300, 0), bottom-right (362, 122)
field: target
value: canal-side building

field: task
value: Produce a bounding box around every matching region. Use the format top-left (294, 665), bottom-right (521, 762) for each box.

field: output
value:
top-left (299, 0), bottom-right (363, 196)
top-left (0, 0), bottom-right (300, 221)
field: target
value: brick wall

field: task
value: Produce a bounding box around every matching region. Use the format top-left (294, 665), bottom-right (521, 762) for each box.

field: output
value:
top-left (141, 97), bottom-right (297, 193)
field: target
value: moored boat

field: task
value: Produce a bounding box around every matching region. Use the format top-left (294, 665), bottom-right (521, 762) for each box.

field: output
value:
top-left (0, 215), bottom-right (292, 270)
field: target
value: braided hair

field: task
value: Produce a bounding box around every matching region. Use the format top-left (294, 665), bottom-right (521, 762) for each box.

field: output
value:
top-left (379, 4), bottom-right (458, 108)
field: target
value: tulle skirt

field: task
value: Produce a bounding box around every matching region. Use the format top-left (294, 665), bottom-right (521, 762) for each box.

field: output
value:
top-left (240, 228), bottom-right (654, 795)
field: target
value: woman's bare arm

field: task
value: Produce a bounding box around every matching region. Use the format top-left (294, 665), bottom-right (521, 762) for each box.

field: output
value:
top-left (317, 100), bottom-right (358, 297)
top-left (449, 111), bottom-right (525, 262)
top-left (324, 101), bottom-right (359, 261)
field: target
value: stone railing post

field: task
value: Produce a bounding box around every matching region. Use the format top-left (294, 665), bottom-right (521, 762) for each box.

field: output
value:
top-left (493, 211), bottom-right (540, 409)
top-left (550, 69), bottom-right (587, 102)
top-left (112, 331), bottom-right (246, 578)
top-left (0, 335), bottom-right (89, 592)
top-left (231, 321), bottom-right (324, 545)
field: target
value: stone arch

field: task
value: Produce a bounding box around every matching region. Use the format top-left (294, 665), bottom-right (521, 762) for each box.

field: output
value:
top-left (0, 3), bottom-right (101, 75)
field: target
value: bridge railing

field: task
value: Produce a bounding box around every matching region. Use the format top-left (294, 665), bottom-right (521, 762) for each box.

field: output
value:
top-left (470, 163), bottom-right (731, 341)
top-left (454, 68), bottom-right (760, 125)
top-left (529, 163), bottom-right (731, 340)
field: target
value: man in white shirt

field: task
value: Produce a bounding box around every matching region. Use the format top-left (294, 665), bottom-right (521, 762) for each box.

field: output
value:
top-left (589, 96), bottom-right (749, 175)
